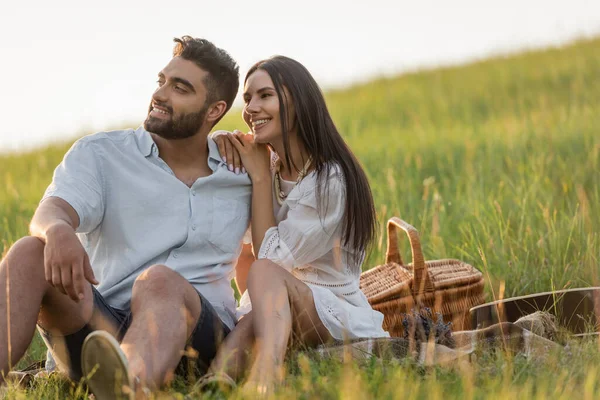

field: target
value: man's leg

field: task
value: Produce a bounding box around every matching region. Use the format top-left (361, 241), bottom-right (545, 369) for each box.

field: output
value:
top-left (0, 237), bottom-right (94, 380)
top-left (119, 264), bottom-right (204, 389)
top-left (40, 287), bottom-right (128, 381)
top-left (209, 312), bottom-right (254, 382)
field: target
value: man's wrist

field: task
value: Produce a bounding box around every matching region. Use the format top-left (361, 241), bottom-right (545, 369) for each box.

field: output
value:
top-left (44, 220), bottom-right (75, 242)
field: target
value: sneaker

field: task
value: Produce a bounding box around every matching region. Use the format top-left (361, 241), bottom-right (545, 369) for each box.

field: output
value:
top-left (187, 371), bottom-right (236, 397)
top-left (81, 330), bottom-right (135, 400)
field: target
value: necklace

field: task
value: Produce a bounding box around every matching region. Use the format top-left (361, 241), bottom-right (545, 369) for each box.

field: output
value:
top-left (273, 157), bottom-right (312, 206)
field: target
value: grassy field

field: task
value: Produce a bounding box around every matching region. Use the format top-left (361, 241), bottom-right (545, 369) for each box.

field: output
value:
top-left (1, 38), bottom-right (600, 398)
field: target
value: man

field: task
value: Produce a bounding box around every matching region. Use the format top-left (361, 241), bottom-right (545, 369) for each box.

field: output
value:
top-left (0, 36), bottom-right (250, 398)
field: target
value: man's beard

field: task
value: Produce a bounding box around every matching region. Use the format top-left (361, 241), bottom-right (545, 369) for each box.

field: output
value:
top-left (143, 102), bottom-right (209, 140)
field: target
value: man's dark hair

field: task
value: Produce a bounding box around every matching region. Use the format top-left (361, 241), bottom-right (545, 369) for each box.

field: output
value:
top-left (172, 36), bottom-right (239, 125)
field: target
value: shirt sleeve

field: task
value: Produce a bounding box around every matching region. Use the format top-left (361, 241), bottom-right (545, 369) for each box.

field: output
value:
top-left (257, 172), bottom-right (345, 271)
top-left (42, 139), bottom-right (105, 233)
top-left (208, 130), bottom-right (230, 140)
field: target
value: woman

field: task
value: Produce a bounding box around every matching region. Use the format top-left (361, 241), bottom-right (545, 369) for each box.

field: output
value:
top-left (209, 56), bottom-right (388, 392)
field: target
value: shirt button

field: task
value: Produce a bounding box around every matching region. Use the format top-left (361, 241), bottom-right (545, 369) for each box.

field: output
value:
top-left (191, 190), bottom-right (196, 196)
top-left (191, 225), bottom-right (197, 231)
top-left (173, 251), bottom-right (178, 258)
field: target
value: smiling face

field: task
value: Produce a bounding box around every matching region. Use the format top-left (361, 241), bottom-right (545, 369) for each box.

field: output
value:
top-left (144, 56), bottom-right (211, 140)
top-left (242, 69), bottom-right (295, 144)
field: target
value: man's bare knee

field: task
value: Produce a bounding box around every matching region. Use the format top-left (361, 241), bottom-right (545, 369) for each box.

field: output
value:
top-left (131, 264), bottom-right (201, 321)
top-left (2, 236), bottom-right (48, 293)
top-left (3, 236), bottom-right (45, 271)
top-left (8, 236), bottom-right (45, 254)
top-left (132, 264), bottom-right (184, 297)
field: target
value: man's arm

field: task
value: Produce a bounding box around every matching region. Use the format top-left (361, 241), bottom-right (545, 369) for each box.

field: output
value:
top-left (30, 197), bottom-right (79, 240)
top-left (30, 197), bottom-right (98, 302)
top-left (234, 243), bottom-right (255, 295)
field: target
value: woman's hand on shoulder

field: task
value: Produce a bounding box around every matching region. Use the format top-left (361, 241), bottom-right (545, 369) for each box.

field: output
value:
top-left (212, 130), bottom-right (245, 174)
top-left (227, 130), bottom-right (271, 183)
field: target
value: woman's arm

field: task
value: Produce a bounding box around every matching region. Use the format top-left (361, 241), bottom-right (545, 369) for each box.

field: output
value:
top-left (249, 177), bottom-right (277, 254)
top-left (226, 132), bottom-right (276, 253)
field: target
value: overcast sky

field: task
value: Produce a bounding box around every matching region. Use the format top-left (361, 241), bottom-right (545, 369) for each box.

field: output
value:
top-left (1, 0), bottom-right (599, 152)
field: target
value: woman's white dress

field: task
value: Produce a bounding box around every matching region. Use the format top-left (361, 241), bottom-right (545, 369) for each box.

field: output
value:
top-left (238, 158), bottom-right (389, 340)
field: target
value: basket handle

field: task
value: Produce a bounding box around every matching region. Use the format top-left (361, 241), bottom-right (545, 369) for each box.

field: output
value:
top-left (385, 217), bottom-right (433, 296)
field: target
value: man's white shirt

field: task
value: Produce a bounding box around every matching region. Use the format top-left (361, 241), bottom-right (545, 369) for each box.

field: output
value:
top-left (43, 127), bottom-right (251, 329)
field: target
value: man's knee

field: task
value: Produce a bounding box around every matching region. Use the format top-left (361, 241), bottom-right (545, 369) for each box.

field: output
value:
top-left (5, 236), bottom-right (44, 260)
top-left (3, 236), bottom-right (45, 278)
top-left (131, 264), bottom-right (201, 324)
top-left (132, 264), bottom-right (192, 300)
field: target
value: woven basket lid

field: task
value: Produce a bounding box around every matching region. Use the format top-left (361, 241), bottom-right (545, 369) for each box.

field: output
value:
top-left (360, 262), bottom-right (413, 304)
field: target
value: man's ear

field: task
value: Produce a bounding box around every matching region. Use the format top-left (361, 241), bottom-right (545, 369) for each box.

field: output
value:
top-left (206, 100), bottom-right (228, 125)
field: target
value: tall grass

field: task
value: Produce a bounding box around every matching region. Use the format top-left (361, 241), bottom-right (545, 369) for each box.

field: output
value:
top-left (1, 38), bottom-right (599, 398)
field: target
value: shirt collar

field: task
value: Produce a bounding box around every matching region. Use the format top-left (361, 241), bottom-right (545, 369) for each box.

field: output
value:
top-left (207, 137), bottom-right (225, 170)
top-left (136, 126), bottom-right (223, 170)
top-left (135, 126), bottom-right (156, 157)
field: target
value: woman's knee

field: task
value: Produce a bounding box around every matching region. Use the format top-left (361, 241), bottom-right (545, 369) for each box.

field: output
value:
top-left (247, 260), bottom-right (313, 309)
top-left (247, 259), bottom-right (283, 287)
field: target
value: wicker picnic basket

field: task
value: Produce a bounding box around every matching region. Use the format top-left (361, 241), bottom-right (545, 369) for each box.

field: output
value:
top-left (360, 217), bottom-right (486, 337)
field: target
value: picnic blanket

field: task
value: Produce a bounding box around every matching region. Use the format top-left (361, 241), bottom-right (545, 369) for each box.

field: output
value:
top-left (317, 311), bottom-right (563, 366)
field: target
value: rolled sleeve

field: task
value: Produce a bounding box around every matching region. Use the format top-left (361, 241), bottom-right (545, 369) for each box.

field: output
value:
top-left (257, 174), bottom-right (345, 270)
top-left (42, 139), bottom-right (105, 233)
top-left (257, 226), bottom-right (296, 271)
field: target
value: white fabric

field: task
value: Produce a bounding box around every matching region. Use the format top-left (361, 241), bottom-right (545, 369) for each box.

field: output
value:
top-left (238, 156), bottom-right (389, 340)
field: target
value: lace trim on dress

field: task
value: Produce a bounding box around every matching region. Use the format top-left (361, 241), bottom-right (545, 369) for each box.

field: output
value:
top-left (258, 229), bottom-right (279, 259)
top-left (257, 227), bottom-right (296, 271)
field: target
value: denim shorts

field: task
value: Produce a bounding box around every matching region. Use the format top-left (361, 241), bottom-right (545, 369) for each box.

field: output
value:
top-left (38, 286), bottom-right (231, 381)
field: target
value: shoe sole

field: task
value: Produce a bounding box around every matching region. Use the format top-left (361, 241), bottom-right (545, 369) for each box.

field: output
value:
top-left (81, 330), bottom-right (134, 400)
top-left (193, 371), bottom-right (236, 394)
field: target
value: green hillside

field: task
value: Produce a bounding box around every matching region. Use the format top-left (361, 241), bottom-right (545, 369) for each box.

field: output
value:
top-left (1, 38), bottom-right (599, 398)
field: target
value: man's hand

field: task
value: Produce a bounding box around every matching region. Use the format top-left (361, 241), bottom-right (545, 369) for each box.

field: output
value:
top-left (44, 223), bottom-right (98, 301)
top-left (213, 130), bottom-right (246, 174)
